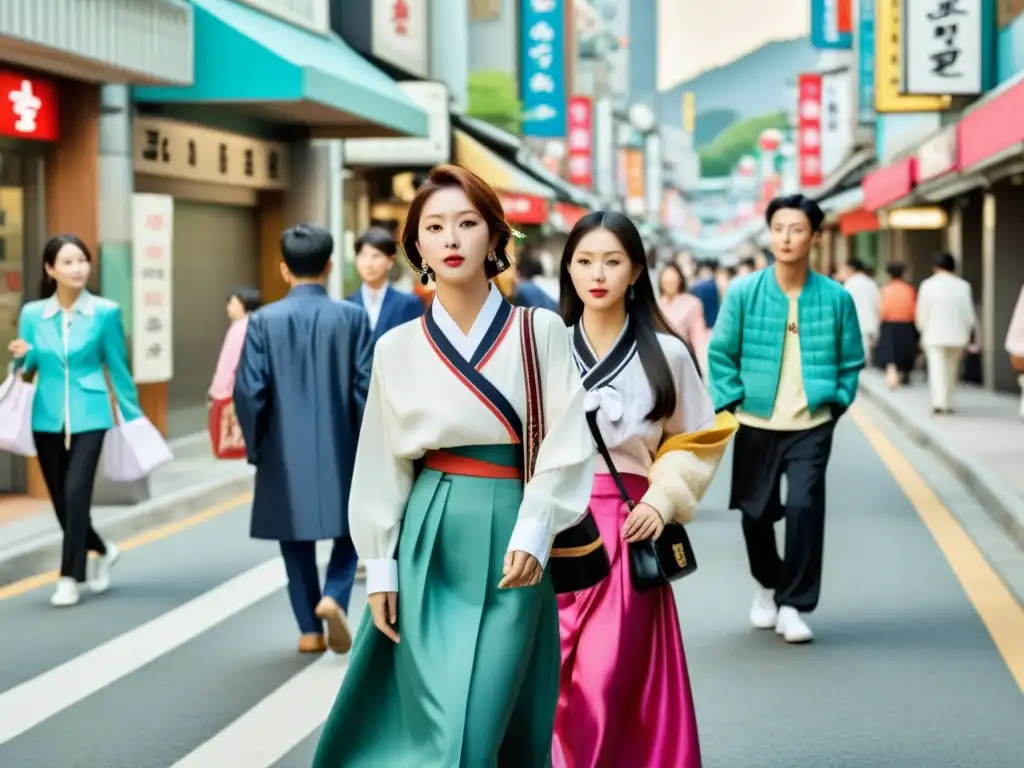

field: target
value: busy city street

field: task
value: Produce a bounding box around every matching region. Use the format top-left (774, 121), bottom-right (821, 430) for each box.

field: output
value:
top-left (1, 396), bottom-right (1020, 768)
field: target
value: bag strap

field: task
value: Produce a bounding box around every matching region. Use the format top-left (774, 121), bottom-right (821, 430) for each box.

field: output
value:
top-left (585, 408), bottom-right (635, 508)
top-left (519, 307), bottom-right (545, 483)
top-left (0, 359), bottom-right (25, 407)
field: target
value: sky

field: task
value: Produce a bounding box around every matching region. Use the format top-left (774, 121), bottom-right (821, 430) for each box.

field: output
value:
top-left (657, 0), bottom-right (810, 90)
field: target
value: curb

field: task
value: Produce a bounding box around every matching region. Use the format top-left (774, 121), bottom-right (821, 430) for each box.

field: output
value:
top-left (858, 379), bottom-right (1024, 550)
top-left (0, 472), bottom-right (254, 588)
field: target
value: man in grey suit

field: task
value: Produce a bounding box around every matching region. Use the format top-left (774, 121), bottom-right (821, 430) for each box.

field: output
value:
top-left (234, 224), bottom-right (373, 655)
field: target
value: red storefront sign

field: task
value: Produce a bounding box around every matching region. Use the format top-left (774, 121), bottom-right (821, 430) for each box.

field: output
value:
top-left (837, 0), bottom-right (853, 34)
top-left (0, 71), bottom-right (59, 141)
top-left (500, 193), bottom-right (549, 225)
top-left (566, 96), bottom-right (593, 189)
top-left (959, 79), bottom-right (1024, 171)
top-left (862, 157), bottom-right (917, 212)
top-left (838, 208), bottom-right (879, 236)
top-left (797, 73), bottom-right (823, 188)
top-left (555, 201), bottom-right (588, 230)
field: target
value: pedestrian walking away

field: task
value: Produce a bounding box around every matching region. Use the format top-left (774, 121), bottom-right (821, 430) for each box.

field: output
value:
top-left (233, 224), bottom-right (373, 655)
top-left (708, 194), bottom-right (865, 644)
top-left (313, 165), bottom-right (596, 768)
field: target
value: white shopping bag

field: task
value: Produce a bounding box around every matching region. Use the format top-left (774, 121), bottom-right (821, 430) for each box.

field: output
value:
top-left (0, 373), bottom-right (37, 457)
top-left (101, 415), bottom-right (173, 482)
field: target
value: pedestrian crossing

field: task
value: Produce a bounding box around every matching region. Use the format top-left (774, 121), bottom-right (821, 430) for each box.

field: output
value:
top-left (2, 412), bottom-right (1024, 768)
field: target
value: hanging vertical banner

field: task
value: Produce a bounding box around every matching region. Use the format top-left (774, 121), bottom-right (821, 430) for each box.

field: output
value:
top-left (820, 70), bottom-right (853, 178)
top-left (131, 194), bottom-right (174, 384)
top-left (797, 73), bottom-right (823, 188)
top-left (624, 149), bottom-right (645, 216)
top-left (520, 0), bottom-right (567, 138)
top-left (857, 0), bottom-right (876, 123)
top-left (566, 95), bottom-right (593, 188)
top-left (811, 0), bottom-right (853, 49)
top-left (902, 0), bottom-right (983, 96)
top-left (838, 0), bottom-right (853, 32)
top-left (874, 0), bottom-right (952, 112)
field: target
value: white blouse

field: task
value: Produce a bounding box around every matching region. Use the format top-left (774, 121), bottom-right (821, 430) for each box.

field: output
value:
top-left (572, 319), bottom-right (716, 523)
top-left (351, 285), bottom-right (596, 595)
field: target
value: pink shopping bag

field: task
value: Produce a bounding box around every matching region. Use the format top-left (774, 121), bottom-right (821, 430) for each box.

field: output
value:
top-left (0, 372), bottom-right (37, 457)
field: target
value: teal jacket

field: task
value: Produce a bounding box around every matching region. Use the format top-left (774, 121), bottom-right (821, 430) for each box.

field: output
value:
top-left (707, 268), bottom-right (865, 419)
top-left (15, 291), bottom-right (144, 434)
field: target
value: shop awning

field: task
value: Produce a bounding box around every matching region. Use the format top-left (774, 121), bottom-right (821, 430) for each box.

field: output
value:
top-left (959, 70), bottom-right (1024, 176)
top-left (808, 148), bottom-right (874, 203)
top-left (132, 0), bottom-right (427, 140)
top-left (863, 158), bottom-right (917, 212)
top-left (455, 130), bottom-right (556, 200)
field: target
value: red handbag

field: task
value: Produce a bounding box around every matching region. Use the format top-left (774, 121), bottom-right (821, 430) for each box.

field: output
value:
top-left (208, 397), bottom-right (246, 460)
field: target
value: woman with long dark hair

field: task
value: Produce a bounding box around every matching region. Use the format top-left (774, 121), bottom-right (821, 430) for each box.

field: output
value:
top-left (313, 165), bottom-right (596, 766)
top-left (7, 234), bottom-right (143, 607)
top-left (553, 211), bottom-right (732, 768)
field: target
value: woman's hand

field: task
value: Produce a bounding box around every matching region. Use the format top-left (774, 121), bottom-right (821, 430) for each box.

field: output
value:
top-left (7, 339), bottom-right (31, 358)
top-left (623, 502), bottom-right (665, 542)
top-left (368, 591), bottom-right (399, 643)
top-left (498, 551), bottom-right (542, 589)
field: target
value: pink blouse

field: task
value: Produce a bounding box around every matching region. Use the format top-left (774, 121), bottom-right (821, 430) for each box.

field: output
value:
top-left (209, 316), bottom-right (249, 400)
top-left (658, 293), bottom-right (707, 347)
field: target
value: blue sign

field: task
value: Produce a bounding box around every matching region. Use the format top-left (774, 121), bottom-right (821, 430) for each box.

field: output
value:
top-left (857, 0), bottom-right (875, 124)
top-left (811, 0), bottom-right (853, 50)
top-left (520, 0), bottom-right (567, 138)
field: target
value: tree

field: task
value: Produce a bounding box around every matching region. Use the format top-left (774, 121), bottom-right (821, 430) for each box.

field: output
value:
top-left (698, 111), bottom-right (790, 178)
top-left (467, 70), bottom-right (523, 135)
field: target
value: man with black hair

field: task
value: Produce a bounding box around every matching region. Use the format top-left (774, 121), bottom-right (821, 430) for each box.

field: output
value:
top-left (347, 226), bottom-right (424, 344)
top-left (840, 257), bottom-right (881, 362)
top-left (234, 223), bottom-right (373, 655)
top-left (708, 194), bottom-right (864, 644)
top-left (915, 251), bottom-right (977, 414)
top-left (736, 257), bottom-right (757, 277)
top-left (512, 249), bottom-right (557, 310)
top-left (690, 259), bottom-right (720, 328)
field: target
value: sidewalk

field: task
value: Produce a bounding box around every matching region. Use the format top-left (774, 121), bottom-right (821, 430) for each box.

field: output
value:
top-left (857, 369), bottom-right (1024, 548)
top-left (0, 433), bottom-right (254, 587)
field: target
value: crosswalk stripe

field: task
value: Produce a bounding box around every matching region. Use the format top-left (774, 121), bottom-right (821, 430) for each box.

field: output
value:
top-left (171, 653), bottom-right (350, 768)
top-left (0, 556), bottom-right (289, 745)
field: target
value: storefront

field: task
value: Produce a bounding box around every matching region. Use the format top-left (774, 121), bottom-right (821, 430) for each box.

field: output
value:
top-left (1, 0), bottom-right (194, 496)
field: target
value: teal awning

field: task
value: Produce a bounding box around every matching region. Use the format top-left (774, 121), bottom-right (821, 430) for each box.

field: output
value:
top-left (133, 0), bottom-right (427, 139)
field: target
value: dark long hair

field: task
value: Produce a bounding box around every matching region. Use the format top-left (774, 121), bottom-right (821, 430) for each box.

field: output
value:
top-left (559, 211), bottom-right (694, 423)
top-left (39, 234), bottom-right (93, 299)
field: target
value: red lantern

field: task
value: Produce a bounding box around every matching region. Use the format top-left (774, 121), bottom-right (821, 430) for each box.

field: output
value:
top-left (759, 128), bottom-right (782, 152)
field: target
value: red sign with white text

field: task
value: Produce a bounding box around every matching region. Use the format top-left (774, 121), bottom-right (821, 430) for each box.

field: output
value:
top-left (797, 73), bottom-right (823, 188)
top-left (0, 71), bottom-right (59, 141)
top-left (837, 0), bottom-right (853, 34)
top-left (501, 193), bottom-right (549, 225)
top-left (566, 95), bottom-right (593, 189)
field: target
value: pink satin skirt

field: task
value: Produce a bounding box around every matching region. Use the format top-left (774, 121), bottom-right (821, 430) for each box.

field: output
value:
top-left (552, 473), bottom-right (702, 768)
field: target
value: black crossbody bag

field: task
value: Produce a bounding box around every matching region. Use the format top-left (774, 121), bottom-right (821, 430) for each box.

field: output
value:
top-left (586, 411), bottom-right (698, 593)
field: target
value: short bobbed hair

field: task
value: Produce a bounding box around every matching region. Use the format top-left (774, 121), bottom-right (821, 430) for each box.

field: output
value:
top-left (401, 164), bottom-right (512, 281)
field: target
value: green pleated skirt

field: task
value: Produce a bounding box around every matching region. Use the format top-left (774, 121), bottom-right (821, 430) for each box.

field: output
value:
top-left (313, 445), bottom-right (560, 768)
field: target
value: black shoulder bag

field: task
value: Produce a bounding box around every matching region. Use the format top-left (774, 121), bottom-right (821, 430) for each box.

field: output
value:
top-left (586, 411), bottom-right (699, 593)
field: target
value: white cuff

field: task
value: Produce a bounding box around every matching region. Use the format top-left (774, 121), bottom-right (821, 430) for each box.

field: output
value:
top-left (364, 558), bottom-right (398, 595)
top-left (506, 518), bottom-right (553, 570)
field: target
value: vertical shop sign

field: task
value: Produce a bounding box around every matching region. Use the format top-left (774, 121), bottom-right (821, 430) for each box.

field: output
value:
top-left (902, 0), bottom-right (983, 96)
top-left (566, 96), bottom-right (593, 188)
top-left (371, 0), bottom-right (429, 78)
top-left (811, 0), bottom-right (853, 49)
top-left (521, 0), bottom-right (567, 138)
top-left (131, 194), bottom-right (174, 384)
top-left (797, 73), bottom-right (823, 188)
top-left (857, 0), bottom-right (877, 123)
top-left (0, 71), bottom-right (59, 141)
top-left (624, 149), bottom-right (645, 216)
top-left (874, 0), bottom-right (952, 112)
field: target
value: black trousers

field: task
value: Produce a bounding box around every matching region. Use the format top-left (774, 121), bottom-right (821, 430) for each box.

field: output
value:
top-left (731, 422), bottom-right (834, 613)
top-left (33, 430), bottom-right (108, 582)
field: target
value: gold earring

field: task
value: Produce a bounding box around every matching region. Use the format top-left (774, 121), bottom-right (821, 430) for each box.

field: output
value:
top-left (419, 260), bottom-right (431, 286)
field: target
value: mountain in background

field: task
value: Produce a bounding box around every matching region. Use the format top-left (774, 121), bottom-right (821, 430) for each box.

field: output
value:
top-left (658, 37), bottom-right (819, 147)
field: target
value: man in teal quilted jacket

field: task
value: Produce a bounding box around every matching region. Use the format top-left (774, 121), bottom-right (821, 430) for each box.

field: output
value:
top-left (708, 194), bottom-right (864, 644)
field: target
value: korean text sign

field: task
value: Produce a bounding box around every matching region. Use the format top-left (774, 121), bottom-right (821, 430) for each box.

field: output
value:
top-left (131, 194), bottom-right (174, 384)
top-left (521, 0), bottom-right (567, 138)
top-left (566, 96), bottom-right (593, 188)
top-left (902, 0), bottom-right (983, 96)
top-left (797, 74), bottom-right (823, 188)
top-left (811, 0), bottom-right (853, 49)
top-left (0, 71), bottom-right (59, 141)
top-left (858, 0), bottom-right (876, 123)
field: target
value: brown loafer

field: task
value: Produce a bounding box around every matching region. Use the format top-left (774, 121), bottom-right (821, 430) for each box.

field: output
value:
top-left (298, 633), bottom-right (327, 654)
top-left (315, 596), bottom-right (353, 654)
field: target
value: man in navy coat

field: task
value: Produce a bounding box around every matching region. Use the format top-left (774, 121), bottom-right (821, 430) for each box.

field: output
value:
top-left (234, 224), bottom-right (372, 655)
top-left (346, 226), bottom-right (424, 343)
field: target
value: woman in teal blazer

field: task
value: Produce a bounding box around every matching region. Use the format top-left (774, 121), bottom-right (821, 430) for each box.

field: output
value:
top-left (8, 234), bottom-right (143, 608)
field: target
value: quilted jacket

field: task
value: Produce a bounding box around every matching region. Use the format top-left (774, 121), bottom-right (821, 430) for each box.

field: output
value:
top-left (707, 268), bottom-right (865, 418)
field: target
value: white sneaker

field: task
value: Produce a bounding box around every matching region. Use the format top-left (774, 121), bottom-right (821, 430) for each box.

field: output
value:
top-left (88, 543), bottom-right (120, 594)
top-left (775, 606), bottom-right (813, 643)
top-left (749, 588), bottom-right (778, 629)
top-left (50, 577), bottom-right (80, 607)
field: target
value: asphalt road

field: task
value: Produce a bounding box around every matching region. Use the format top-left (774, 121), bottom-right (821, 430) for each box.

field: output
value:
top-left (0, 402), bottom-right (1021, 768)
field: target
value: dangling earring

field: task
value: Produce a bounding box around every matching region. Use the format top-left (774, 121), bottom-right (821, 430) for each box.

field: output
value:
top-left (629, 284), bottom-right (635, 300)
top-left (419, 261), bottom-right (431, 286)
top-left (490, 250), bottom-right (509, 272)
